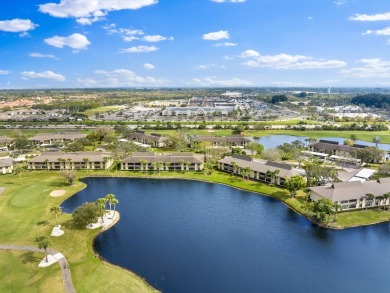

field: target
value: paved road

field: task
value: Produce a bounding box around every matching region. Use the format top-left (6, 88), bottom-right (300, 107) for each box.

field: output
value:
top-left (0, 244), bottom-right (76, 293)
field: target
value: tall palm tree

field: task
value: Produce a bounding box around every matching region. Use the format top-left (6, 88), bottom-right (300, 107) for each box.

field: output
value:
top-left (179, 159), bottom-right (185, 172)
top-left (44, 159), bottom-right (49, 170)
top-left (96, 198), bottom-right (108, 223)
top-left (266, 169), bottom-right (280, 185)
top-left (103, 157), bottom-right (109, 171)
top-left (67, 158), bottom-right (72, 170)
top-left (333, 203), bottom-right (342, 222)
top-left (82, 158), bottom-right (89, 172)
top-left (241, 166), bottom-right (251, 180)
top-left (373, 136), bottom-right (381, 147)
top-left (50, 205), bottom-right (62, 227)
top-left (231, 161), bottom-right (237, 175)
top-left (186, 161), bottom-right (191, 171)
top-left (111, 198), bottom-right (119, 219)
top-left (151, 162), bottom-right (157, 172)
top-left (376, 195), bottom-right (384, 210)
top-left (57, 158), bottom-right (64, 170)
top-left (139, 160), bottom-right (147, 172)
top-left (382, 193), bottom-right (390, 210)
top-left (365, 193), bottom-right (375, 210)
top-left (105, 194), bottom-right (116, 215)
top-left (165, 162), bottom-right (171, 171)
top-left (157, 161), bottom-right (164, 174)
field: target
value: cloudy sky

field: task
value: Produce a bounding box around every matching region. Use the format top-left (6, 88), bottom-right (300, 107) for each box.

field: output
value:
top-left (0, 0), bottom-right (390, 88)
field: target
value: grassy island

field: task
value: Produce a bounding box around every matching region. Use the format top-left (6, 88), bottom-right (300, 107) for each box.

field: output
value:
top-left (1, 170), bottom-right (390, 292)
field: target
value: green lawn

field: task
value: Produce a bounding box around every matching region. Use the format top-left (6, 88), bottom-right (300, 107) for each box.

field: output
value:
top-left (0, 171), bottom-right (156, 293)
top-left (331, 209), bottom-right (390, 228)
top-left (83, 105), bottom-right (127, 117)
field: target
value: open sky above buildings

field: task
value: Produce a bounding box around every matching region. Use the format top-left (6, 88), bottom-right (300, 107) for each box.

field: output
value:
top-left (0, 0), bottom-right (390, 89)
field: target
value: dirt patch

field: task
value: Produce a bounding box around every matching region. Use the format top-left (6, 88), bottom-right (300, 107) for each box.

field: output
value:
top-left (0, 187), bottom-right (4, 194)
top-left (50, 190), bottom-right (66, 197)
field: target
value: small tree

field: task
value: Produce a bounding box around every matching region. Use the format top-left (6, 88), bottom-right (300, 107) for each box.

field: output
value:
top-left (285, 175), bottom-right (306, 198)
top-left (50, 205), bottom-right (62, 227)
top-left (72, 202), bottom-right (100, 229)
top-left (96, 198), bottom-right (108, 223)
top-left (373, 136), bottom-right (381, 147)
top-left (105, 194), bottom-right (116, 214)
top-left (111, 198), bottom-right (119, 219)
top-left (35, 236), bottom-right (52, 262)
top-left (365, 193), bottom-right (375, 210)
top-left (60, 170), bottom-right (77, 186)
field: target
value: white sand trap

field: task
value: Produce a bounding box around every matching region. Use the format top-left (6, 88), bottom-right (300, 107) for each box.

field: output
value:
top-left (86, 211), bottom-right (117, 230)
top-left (50, 190), bottom-right (66, 197)
top-left (51, 225), bottom-right (65, 237)
top-left (0, 187), bottom-right (4, 194)
top-left (38, 252), bottom-right (64, 267)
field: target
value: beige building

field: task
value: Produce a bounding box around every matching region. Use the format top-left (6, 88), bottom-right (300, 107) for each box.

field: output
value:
top-left (27, 152), bottom-right (113, 170)
top-left (121, 152), bottom-right (204, 171)
top-left (310, 178), bottom-right (390, 210)
top-left (218, 155), bottom-right (305, 186)
top-left (128, 131), bottom-right (167, 148)
top-left (193, 135), bottom-right (251, 148)
top-left (0, 158), bottom-right (13, 174)
top-left (28, 132), bottom-right (86, 146)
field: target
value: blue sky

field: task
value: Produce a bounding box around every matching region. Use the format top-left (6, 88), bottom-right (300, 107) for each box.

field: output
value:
top-left (0, 0), bottom-right (390, 88)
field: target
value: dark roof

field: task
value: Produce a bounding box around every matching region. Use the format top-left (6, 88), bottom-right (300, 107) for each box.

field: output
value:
top-left (231, 154), bottom-right (252, 161)
top-left (265, 161), bottom-right (292, 170)
top-left (129, 132), bottom-right (167, 142)
top-left (319, 139), bottom-right (339, 145)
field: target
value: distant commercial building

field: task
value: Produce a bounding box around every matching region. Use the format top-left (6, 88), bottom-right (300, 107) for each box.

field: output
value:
top-left (162, 107), bottom-right (233, 117)
top-left (121, 152), bottom-right (204, 171)
top-left (27, 152), bottom-right (113, 170)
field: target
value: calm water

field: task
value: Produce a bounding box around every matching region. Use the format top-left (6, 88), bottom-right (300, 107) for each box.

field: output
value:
top-left (256, 134), bottom-right (390, 150)
top-left (62, 178), bottom-right (390, 293)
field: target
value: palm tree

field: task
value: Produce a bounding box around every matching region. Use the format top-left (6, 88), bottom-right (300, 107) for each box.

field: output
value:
top-left (231, 161), bottom-right (237, 175)
top-left (14, 165), bottom-right (24, 184)
top-left (186, 161), bottom-right (191, 171)
top-left (333, 203), bottom-right (342, 222)
top-left (139, 160), bottom-right (148, 172)
top-left (96, 198), bottom-right (108, 223)
top-left (57, 158), bottom-right (64, 170)
top-left (50, 205), bottom-right (62, 227)
top-left (105, 194), bottom-right (116, 215)
top-left (103, 157), bottom-right (109, 171)
top-left (157, 161), bottom-right (164, 174)
top-left (365, 193), bottom-right (375, 210)
top-left (82, 158), bottom-right (89, 172)
top-left (44, 159), bottom-right (49, 170)
top-left (66, 158), bottom-right (72, 170)
top-left (165, 162), bottom-right (171, 171)
top-left (35, 236), bottom-right (52, 263)
top-left (151, 162), bottom-right (157, 172)
top-left (111, 198), bottom-right (119, 219)
top-left (179, 159), bottom-right (185, 172)
top-left (382, 193), bottom-right (390, 210)
top-left (376, 195), bottom-right (384, 210)
top-left (266, 169), bottom-right (280, 185)
top-left (241, 166), bottom-right (251, 180)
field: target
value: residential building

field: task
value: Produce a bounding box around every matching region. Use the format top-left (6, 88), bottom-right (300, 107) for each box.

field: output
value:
top-left (121, 152), bottom-right (204, 171)
top-left (0, 158), bottom-right (13, 174)
top-left (193, 135), bottom-right (252, 148)
top-left (218, 155), bottom-right (305, 186)
top-left (28, 132), bottom-right (86, 146)
top-left (27, 152), bottom-right (113, 170)
top-left (128, 131), bottom-right (167, 148)
top-left (310, 178), bottom-right (390, 210)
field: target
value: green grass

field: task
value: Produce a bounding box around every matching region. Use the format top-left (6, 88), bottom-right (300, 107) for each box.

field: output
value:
top-left (83, 105), bottom-right (127, 117)
top-left (0, 171), bottom-right (156, 293)
top-left (331, 209), bottom-right (390, 228)
top-left (0, 250), bottom-right (65, 293)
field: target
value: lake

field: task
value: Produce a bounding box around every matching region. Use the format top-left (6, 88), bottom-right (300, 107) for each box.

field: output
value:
top-left (62, 178), bottom-right (390, 293)
top-left (256, 134), bottom-right (390, 150)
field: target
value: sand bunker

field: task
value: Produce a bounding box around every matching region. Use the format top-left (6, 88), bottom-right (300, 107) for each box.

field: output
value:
top-left (50, 190), bottom-right (66, 197)
top-left (0, 187), bottom-right (5, 194)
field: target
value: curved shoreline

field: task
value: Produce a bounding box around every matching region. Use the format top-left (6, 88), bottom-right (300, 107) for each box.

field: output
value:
top-left (78, 173), bottom-right (390, 230)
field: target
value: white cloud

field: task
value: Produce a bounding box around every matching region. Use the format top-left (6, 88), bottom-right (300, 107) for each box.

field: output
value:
top-left (191, 77), bottom-right (252, 87)
top-left (45, 33), bottom-right (91, 50)
top-left (272, 81), bottom-right (309, 87)
top-left (334, 0), bottom-right (347, 6)
top-left (29, 52), bottom-right (56, 59)
top-left (195, 64), bottom-right (226, 70)
top-left (364, 27), bottom-right (390, 36)
top-left (39, 0), bottom-right (158, 25)
top-left (94, 69), bottom-right (165, 86)
top-left (240, 50), bottom-right (346, 69)
top-left (213, 42), bottom-right (237, 47)
top-left (0, 70), bottom-right (10, 75)
top-left (142, 35), bottom-right (174, 42)
top-left (211, 0), bottom-right (246, 3)
top-left (21, 71), bottom-right (66, 81)
top-left (76, 77), bottom-right (98, 87)
top-left (350, 12), bottom-right (390, 21)
top-left (0, 19), bottom-right (38, 32)
top-left (102, 24), bottom-right (145, 42)
top-left (118, 45), bottom-right (159, 53)
top-left (202, 30), bottom-right (230, 41)
top-left (143, 63), bottom-right (155, 69)
top-left (239, 49), bottom-right (260, 58)
top-left (340, 58), bottom-right (390, 78)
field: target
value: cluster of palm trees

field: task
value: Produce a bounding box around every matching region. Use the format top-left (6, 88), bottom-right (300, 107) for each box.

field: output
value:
top-left (362, 192), bottom-right (390, 210)
top-left (230, 161), bottom-right (280, 183)
top-left (95, 193), bottom-right (119, 223)
top-left (138, 160), bottom-right (193, 173)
